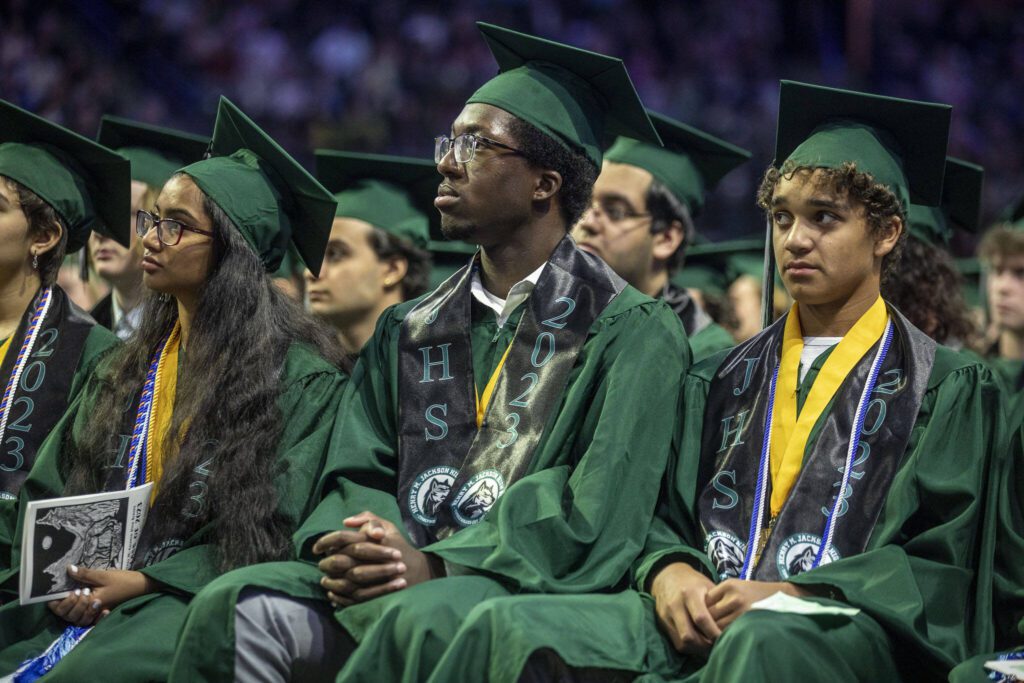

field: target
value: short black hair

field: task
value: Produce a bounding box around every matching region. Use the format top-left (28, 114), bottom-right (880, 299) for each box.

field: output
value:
top-left (367, 228), bottom-right (433, 300)
top-left (505, 117), bottom-right (599, 229)
top-left (646, 178), bottom-right (695, 274)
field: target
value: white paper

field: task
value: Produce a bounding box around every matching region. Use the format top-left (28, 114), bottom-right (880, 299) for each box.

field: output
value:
top-left (985, 660), bottom-right (1024, 679)
top-left (750, 590), bottom-right (861, 617)
top-left (19, 484), bottom-right (153, 605)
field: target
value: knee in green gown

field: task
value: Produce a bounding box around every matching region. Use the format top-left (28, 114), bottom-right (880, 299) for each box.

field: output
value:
top-left (701, 607), bottom-right (901, 683)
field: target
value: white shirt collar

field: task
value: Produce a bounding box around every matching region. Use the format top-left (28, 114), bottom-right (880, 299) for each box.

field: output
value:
top-left (110, 293), bottom-right (142, 341)
top-left (470, 262), bottom-right (546, 328)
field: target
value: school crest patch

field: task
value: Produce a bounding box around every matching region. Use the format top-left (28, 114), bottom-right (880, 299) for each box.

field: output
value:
top-left (776, 533), bottom-right (841, 579)
top-left (451, 469), bottom-right (506, 526)
top-left (408, 466), bottom-right (460, 526)
top-left (705, 530), bottom-right (747, 579)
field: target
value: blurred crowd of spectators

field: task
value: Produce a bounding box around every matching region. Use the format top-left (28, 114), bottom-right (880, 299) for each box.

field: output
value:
top-left (2, 0), bottom-right (1021, 252)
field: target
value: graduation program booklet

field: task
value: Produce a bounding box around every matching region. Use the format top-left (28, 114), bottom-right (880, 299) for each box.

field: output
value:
top-left (19, 483), bottom-right (153, 605)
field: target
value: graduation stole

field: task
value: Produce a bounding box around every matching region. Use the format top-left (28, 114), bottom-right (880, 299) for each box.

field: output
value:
top-left (0, 286), bottom-right (94, 500)
top-left (13, 316), bottom-right (178, 682)
top-left (397, 235), bottom-right (625, 546)
top-left (661, 282), bottom-right (712, 339)
top-left (696, 301), bottom-right (935, 581)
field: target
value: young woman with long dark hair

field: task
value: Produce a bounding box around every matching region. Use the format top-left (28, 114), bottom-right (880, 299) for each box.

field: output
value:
top-left (0, 97), bottom-right (348, 682)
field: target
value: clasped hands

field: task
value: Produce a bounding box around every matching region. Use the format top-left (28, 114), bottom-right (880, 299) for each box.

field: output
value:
top-left (312, 511), bottom-right (441, 608)
top-left (650, 562), bottom-right (810, 656)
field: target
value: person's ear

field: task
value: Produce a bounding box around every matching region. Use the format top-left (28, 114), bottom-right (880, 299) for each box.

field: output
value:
top-left (652, 221), bottom-right (685, 263)
top-left (873, 215), bottom-right (902, 259)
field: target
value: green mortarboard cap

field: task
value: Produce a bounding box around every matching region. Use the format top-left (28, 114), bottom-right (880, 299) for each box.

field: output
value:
top-left (314, 151), bottom-right (436, 249)
top-left (467, 22), bottom-right (661, 169)
top-left (0, 98), bottom-right (130, 250)
top-left (907, 157), bottom-right (984, 246)
top-left (97, 115), bottom-right (209, 190)
top-left (775, 80), bottom-right (952, 210)
top-left (605, 110), bottom-right (751, 216)
top-left (181, 97), bottom-right (337, 273)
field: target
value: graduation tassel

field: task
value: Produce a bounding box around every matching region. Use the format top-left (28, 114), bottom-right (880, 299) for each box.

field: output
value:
top-left (760, 212), bottom-right (775, 330)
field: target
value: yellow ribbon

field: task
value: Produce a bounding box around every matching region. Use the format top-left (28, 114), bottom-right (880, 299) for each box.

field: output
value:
top-left (145, 322), bottom-right (181, 501)
top-left (0, 337), bottom-right (12, 373)
top-left (768, 297), bottom-right (888, 516)
top-left (475, 343), bottom-right (513, 428)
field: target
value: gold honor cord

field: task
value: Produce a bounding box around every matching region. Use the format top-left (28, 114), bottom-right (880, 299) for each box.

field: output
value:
top-left (475, 342), bottom-right (513, 429)
top-left (0, 336), bottom-right (12, 373)
top-left (768, 297), bottom-right (888, 516)
top-left (145, 321), bottom-right (181, 501)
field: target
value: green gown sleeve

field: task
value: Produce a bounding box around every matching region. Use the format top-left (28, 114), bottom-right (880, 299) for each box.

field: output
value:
top-left (423, 302), bottom-right (689, 593)
top-left (140, 354), bottom-right (346, 595)
top-left (632, 366), bottom-right (717, 591)
top-left (291, 308), bottom-right (407, 560)
top-left (992, 421), bottom-right (1024, 651)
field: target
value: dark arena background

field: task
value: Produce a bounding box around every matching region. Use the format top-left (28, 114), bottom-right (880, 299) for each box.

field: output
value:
top-left (3, 0), bottom-right (1022, 251)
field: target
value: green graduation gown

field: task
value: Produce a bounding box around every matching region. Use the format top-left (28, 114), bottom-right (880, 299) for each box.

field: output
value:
top-left (167, 285), bottom-right (689, 683)
top-left (948, 409), bottom-right (1024, 683)
top-left (0, 343), bottom-right (346, 681)
top-left (661, 282), bottom-right (734, 362)
top-left (414, 336), bottom-right (1006, 683)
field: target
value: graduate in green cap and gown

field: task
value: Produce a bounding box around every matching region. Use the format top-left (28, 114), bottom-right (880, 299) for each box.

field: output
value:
top-left (572, 110), bottom-right (749, 361)
top-left (0, 99), bottom-right (125, 550)
top-left (883, 157), bottom-right (983, 348)
top-left (0, 96), bottom-right (348, 682)
top-left (166, 22), bottom-right (688, 683)
top-left (406, 80), bottom-right (1008, 683)
top-left (306, 151), bottom-right (434, 356)
top-left (975, 200), bottom-right (1024, 401)
top-left (89, 116), bottom-right (209, 340)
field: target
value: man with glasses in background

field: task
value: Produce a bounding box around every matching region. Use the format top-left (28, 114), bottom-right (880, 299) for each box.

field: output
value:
top-left (168, 22), bottom-right (690, 682)
top-left (573, 110), bottom-right (750, 360)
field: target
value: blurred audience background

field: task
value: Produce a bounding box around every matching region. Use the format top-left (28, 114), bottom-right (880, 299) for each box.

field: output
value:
top-left (2, 0), bottom-right (1021, 253)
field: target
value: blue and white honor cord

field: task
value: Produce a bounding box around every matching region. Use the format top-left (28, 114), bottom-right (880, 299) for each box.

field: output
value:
top-left (0, 287), bottom-right (51, 447)
top-left (739, 319), bottom-right (894, 580)
top-left (13, 327), bottom-right (168, 682)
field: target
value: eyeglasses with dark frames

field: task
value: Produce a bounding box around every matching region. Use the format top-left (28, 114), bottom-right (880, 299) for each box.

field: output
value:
top-left (434, 133), bottom-right (525, 165)
top-left (136, 209), bottom-right (214, 246)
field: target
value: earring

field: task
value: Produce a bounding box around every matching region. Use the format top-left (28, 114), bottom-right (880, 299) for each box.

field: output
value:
top-left (384, 278), bottom-right (394, 287)
top-left (31, 252), bottom-right (38, 270)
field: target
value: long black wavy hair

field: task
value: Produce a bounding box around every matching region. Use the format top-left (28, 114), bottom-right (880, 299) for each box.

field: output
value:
top-left (64, 179), bottom-right (347, 570)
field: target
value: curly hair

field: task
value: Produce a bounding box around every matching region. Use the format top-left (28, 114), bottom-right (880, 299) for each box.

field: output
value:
top-left (367, 228), bottom-right (433, 299)
top-left (756, 161), bottom-right (906, 284)
top-left (882, 235), bottom-right (979, 346)
top-left (505, 117), bottom-right (599, 229)
top-left (64, 178), bottom-right (348, 571)
top-left (1, 176), bottom-right (68, 286)
top-left (647, 178), bottom-right (696, 274)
